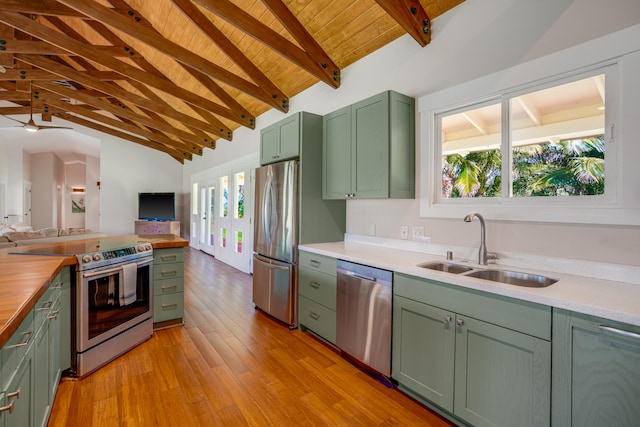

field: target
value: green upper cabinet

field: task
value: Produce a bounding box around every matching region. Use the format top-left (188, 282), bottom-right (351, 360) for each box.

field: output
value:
top-left (323, 90), bottom-right (415, 199)
top-left (260, 113), bottom-right (302, 165)
top-left (552, 309), bottom-right (640, 427)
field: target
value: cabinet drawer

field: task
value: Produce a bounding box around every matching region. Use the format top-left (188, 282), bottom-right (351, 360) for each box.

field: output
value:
top-left (299, 295), bottom-right (336, 344)
top-left (153, 248), bottom-right (184, 264)
top-left (153, 262), bottom-right (184, 280)
top-left (394, 273), bottom-right (551, 340)
top-left (154, 293), bottom-right (184, 323)
top-left (298, 251), bottom-right (336, 276)
top-left (154, 277), bottom-right (184, 296)
top-left (298, 268), bottom-right (336, 310)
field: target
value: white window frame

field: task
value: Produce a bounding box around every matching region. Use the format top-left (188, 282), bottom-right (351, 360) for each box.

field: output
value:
top-left (419, 37), bottom-right (640, 226)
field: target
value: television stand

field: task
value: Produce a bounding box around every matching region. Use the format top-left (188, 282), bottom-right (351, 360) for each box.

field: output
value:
top-left (134, 220), bottom-right (180, 236)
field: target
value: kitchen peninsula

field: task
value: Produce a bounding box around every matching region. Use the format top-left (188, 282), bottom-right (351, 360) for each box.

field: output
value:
top-left (0, 234), bottom-right (187, 427)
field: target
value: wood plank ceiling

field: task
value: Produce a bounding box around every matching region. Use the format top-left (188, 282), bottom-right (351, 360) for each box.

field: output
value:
top-left (0, 0), bottom-right (464, 162)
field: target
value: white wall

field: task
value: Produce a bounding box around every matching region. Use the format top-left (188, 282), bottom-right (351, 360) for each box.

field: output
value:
top-left (99, 136), bottom-right (183, 236)
top-left (182, 0), bottom-right (640, 266)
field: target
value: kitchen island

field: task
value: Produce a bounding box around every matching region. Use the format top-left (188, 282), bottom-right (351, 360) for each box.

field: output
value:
top-left (0, 234), bottom-right (187, 349)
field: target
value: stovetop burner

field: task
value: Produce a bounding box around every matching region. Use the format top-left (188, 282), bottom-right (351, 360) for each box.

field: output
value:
top-left (11, 239), bottom-right (153, 270)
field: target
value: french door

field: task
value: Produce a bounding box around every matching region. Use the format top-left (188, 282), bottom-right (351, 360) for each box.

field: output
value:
top-left (198, 184), bottom-right (216, 256)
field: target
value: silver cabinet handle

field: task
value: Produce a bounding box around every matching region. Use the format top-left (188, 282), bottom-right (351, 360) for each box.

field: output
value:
top-left (161, 285), bottom-right (178, 291)
top-left (309, 281), bottom-right (321, 289)
top-left (161, 270), bottom-right (177, 276)
top-left (48, 310), bottom-right (60, 320)
top-left (161, 255), bottom-right (177, 261)
top-left (309, 260), bottom-right (321, 268)
top-left (14, 331), bottom-right (32, 348)
top-left (444, 316), bottom-right (452, 324)
top-left (36, 300), bottom-right (53, 311)
top-left (162, 303), bottom-right (178, 309)
top-left (309, 311), bottom-right (320, 320)
top-left (456, 319), bottom-right (464, 327)
top-left (599, 325), bottom-right (640, 340)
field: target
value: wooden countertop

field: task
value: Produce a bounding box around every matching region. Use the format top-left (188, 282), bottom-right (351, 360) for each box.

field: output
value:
top-left (0, 234), bottom-right (188, 348)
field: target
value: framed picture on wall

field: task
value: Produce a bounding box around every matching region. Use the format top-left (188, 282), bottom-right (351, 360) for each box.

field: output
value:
top-left (72, 194), bottom-right (85, 213)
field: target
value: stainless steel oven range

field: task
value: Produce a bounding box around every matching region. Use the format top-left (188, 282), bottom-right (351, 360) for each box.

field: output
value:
top-left (74, 241), bottom-right (154, 377)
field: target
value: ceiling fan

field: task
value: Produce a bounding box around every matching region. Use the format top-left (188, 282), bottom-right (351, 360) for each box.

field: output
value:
top-left (4, 83), bottom-right (72, 132)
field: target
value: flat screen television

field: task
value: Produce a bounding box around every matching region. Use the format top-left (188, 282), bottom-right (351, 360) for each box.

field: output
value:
top-left (138, 192), bottom-right (175, 221)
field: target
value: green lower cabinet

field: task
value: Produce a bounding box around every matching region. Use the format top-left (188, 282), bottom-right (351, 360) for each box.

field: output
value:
top-left (552, 309), bottom-right (640, 427)
top-left (454, 315), bottom-right (551, 427)
top-left (393, 290), bottom-right (551, 427)
top-left (393, 296), bottom-right (455, 409)
top-left (153, 248), bottom-right (185, 327)
top-left (34, 319), bottom-right (50, 427)
top-left (1, 342), bottom-right (34, 427)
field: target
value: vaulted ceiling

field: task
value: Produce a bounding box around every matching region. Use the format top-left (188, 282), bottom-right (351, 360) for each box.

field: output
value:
top-left (0, 0), bottom-right (463, 162)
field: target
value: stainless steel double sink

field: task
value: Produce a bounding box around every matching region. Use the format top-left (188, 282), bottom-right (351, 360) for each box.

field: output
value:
top-left (417, 261), bottom-right (557, 288)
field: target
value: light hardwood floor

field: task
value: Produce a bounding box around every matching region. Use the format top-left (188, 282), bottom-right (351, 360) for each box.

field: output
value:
top-left (48, 247), bottom-right (454, 426)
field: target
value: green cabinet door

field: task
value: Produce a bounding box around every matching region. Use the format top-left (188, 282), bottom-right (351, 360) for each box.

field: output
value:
top-left (393, 296), bottom-right (455, 411)
top-left (322, 105), bottom-right (352, 199)
top-left (454, 315), bottom-right (551, 427)
top-left (352, 91), bottom-right (390, 198)
top-left (260, 113), bottom-right (301, 165)
top-left (1, 344), bottom-right (34, 427)
top-left (322, 90), bottom-right (415, 199)
top-left (57, 268), bottom-right (71, 373)
top-left (34, 318), bottom-right (50, 427)
top-left (552, 309), bottom-right (640, 427)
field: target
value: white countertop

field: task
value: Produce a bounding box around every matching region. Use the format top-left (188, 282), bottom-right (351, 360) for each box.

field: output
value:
top-left (299, 238), bottom-right (640, 327)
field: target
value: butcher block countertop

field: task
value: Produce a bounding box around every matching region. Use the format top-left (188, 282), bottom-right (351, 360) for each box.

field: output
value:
top-left (0, 234), bottom-right (187, 348)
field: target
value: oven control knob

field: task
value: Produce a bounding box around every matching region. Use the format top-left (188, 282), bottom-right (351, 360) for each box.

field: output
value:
top-left (137, 245), bottom-right (144, 252)
top-left (82, 255), bottom-right (91, 263)
top-left (145, 244), bottom-right (152, 251)
top-left (92, 253), bottom-right (102, 261)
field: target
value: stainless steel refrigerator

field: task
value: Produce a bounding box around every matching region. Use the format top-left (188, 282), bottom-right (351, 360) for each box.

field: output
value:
top-left (253, 160), bottom-right (299, 327)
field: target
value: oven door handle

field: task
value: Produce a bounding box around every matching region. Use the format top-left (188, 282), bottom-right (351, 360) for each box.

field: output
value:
top-left (81, 259), bottom-right (152, 278)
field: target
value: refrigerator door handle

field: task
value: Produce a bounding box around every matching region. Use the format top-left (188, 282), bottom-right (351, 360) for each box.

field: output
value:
top-left (261, 173), bottom-right (274, 247)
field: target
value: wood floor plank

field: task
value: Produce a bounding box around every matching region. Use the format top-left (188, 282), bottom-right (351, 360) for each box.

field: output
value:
top-left (48, 247), bottom-right (454, 427)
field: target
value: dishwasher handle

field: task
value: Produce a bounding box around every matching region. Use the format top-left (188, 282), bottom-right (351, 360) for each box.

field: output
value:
top-left (342, 270), bottom-right (377, 282)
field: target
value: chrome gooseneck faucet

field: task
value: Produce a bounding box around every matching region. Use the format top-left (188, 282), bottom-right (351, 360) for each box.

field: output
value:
top-left (463, 211), bottom-right (499, 265)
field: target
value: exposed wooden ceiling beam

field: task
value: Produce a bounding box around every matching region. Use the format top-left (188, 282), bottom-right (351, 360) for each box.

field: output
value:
top-left (56, 0), bottom-right (289, 112)
top-left (0, 11), bottom-right (252, 129)
top-left (0, 0), bottom-right (85, 18)
top-left (192, 0), bottom-right (340, 88)
top-left (0, 23), bottom-right (15, 69)
top-left (261, 0), bottom-right (340, 88)
top-left (171, 0), bottom-right (288, 115)
top-left (0, 67), bottom-right (123, 81)
top-left (0, 39), bottom-right (132, 57)
top-left (46, 98), bottom-right (198, 156)
top-left (17, 53), bottom-right (222, 144)
top-left (56, 112), bottom-right (190, 163)
top-left (375, 0), bottom-right (431, 47)
top-left (36, 81), bottom-right (207, 153)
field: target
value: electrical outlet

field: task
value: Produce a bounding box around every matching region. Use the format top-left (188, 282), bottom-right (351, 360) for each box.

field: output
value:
top-left (412, 226), bottom-right (425, 240)
top-left (400, 225), bottom-right (408, 239)
top-left (368, 223), bottom-right (376, 236)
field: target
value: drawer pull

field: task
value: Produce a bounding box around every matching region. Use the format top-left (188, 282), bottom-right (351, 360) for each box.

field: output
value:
top-left (444, 315), bottom-right (452, 324)
top-left (309, 260), bottom-right (321, 268)
top-left (599, 325), bottom-right (640, 340)
top-left (36, 300), bottom-right (53, 311)
top-left (309, 311), bottom-right (320, 320)
top-left (48, 310), bottom-right (60, 320)
top-left (161, 270), bottom-right (177, 276)
top-left (51, 282), bottom-right (64, 290)
top-left (456, 319), bottom-right (464, 327)
top-left (0, 400), bottom-right (14, 414)
top-left (14, 331), bottom-right (33, 348)
top-left (309, 281), bottom-right (321, 289)
top-left (161, 255), bottom-right (177, 261)
top-left (162, 303), bottom-right (178, 309)
top-left (161, 285), bottom-right (178, 291)
top-left (6, 389), bottom-right (20, 399)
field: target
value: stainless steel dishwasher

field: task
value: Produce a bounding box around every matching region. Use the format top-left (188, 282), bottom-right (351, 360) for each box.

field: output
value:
top-left (336, 260), bottom-right (393, 377)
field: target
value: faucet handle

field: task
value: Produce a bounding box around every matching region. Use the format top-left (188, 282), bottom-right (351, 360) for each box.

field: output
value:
top-left (487, 251), bottom-right (500, 261)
